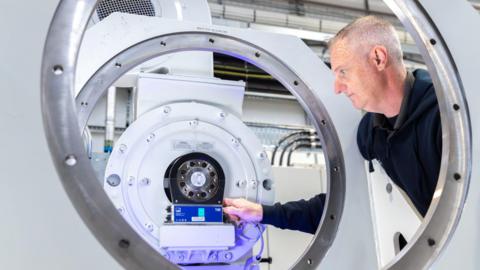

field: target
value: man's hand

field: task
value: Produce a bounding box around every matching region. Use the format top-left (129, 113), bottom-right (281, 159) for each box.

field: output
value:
top-left (223, 198), bottom-right (263, 224)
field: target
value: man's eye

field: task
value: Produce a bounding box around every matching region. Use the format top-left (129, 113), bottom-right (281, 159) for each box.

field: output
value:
top-left (340, 69), bottom-right (347, 75)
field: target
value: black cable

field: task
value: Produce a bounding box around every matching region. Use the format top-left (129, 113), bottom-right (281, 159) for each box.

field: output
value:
top-left (287, 142), bottom-right (322, 166)
top-left (279, 136), bottom-right (320, 166)
top-left (271, 130), bottom-right (312, 165)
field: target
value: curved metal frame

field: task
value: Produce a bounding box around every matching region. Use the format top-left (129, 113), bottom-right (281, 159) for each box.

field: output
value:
top-left (41, 0), bottom-right (471, 269)
top-left (42, 4), bottom-right (345, 269)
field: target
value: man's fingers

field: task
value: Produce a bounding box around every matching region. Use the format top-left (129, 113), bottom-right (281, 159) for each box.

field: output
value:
top-left (224, 198), bottom-right (243, 208)
top-left (223, 206), bottom-right (242, 216)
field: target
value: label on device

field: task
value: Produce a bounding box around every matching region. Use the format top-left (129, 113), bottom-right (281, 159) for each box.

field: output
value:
top-left (172, 205), bottom-right (223, 224)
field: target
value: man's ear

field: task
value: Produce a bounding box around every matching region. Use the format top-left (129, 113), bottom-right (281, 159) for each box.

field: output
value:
top-left (369, 45), bottom-right (388, 71)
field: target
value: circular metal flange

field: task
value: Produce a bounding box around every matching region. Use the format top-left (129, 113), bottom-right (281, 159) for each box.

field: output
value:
top-left (381, 1), bottom-right (472, 269)
top-left (167, 152), bottom-right (225, 204)
top-left (42, 2), bottom-right (345, 269)
top-left (41, 1), bottom-right (472, 270)
top-left (73, 33), bottom-right (346, 268)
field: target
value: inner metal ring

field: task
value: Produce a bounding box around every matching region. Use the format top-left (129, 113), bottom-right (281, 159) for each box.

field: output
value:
top-left (41, 1), bottom-right (471, 269)
top-left (72, 32), bottom-right (346, 269)
top-left (177, 159), bottom-right (220, 202)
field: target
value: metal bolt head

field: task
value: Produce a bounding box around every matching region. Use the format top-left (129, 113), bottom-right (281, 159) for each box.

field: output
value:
top-left (250, 179), bottom-right (258, 189)
top-left (128, 176), bottom-right (135, 186)
top-left (231, 138), bottom-right (240, 147)
top-left (163, 106), bottom-right (171, 114)
top-left (119, 144), bottom-right (127, 153)
top-left (141, 177), bottom-right (151, 186)
top-left (145, 223), bottom-right (154, 232)
top-left (237, 179), bottom-right (247, 188)
top-left (224, 252), bottom-right (233, 261)
top-left (219, 111), bottom-right (226, 119)
top-left (258, 151), bottom-right (267, 160)
top-left (146, 133), bottom-right (155, 142)
top-left (189, 120), bottom-right (199, 127)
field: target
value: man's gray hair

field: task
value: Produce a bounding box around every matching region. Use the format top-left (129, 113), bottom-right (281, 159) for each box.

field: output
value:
top-left (329, 16), bottom-right (404, 63)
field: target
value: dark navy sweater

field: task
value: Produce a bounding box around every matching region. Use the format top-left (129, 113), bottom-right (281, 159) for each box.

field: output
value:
top-left (261, 69), bottom-right (441, 234)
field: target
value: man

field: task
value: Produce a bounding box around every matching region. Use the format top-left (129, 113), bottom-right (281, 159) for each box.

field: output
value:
top-left (224, 16), bottom-right (441, 234)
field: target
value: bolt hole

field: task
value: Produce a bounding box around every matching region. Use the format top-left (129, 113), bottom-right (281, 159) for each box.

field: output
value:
top-left (115, 62), bottom-right (122, 68)
top-left (333, 166), bottom-right (338, 172)
top-left (427, 238), bottom-right (436, 247)
top-left (307, 258), bottom-right (313, 265)
top-left (262, 179), bottom-right (273, 191)
top-left (453, 104), bottom-right (460, 111)
top-left (64, 155), bottom-right (77, 166)
top-left (429, 38), bottom-right (437, 45)
top-left (320, 120), bottom-right (326, 125)
top-left (329, 214), bottom-right (335, 220)
top-left (255, 52), bottom-right (261, 57)
top-left (160, 41), bottom-right (166, 46)
top-left (453, 173), bottom-right (461, 181)
top-left (293, 80), bottom-right (299, 86)
top-left (209, 38), bottom-right (215, 43)
top-left (52, 65), bottom-right (63, 75)
top-left (119, 239), bottom-right (130, 249)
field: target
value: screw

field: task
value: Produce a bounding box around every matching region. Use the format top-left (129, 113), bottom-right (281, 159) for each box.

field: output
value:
top-left (163, 106), bottom-right (171, 114)
top-left (119, 144), bottom-right (127, 153)
top-left (145, 223), bottom-right (154, 232)
top-left (141, 178), bottom-right (151, 186)
top-left (224, 252), bottom-right (233, 260)
top-left (128, 176), bottom-right (135, 186)
top-left (147, 133), bottom-right (155, 142)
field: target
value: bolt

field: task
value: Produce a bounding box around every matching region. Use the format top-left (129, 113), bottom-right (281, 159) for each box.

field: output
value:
top-left (231, 138), bottom-right (240, 147)
top-left (118, 207), bottom-right (125, 214)
top-left (224, 252), bottom-right (233, 261)
top-left (128, 176), bottom-right (135, 186)
top-left (237, 180), bottom-right (247, 188)
top-left (163, 106), bottom-right (171, 114)
top-left (119, 144), bottom-right (127, 153)
top-left (147, 133), bottom-right (155, 142)
top-left (141, 178), bottom-right (151, 186)
top-left (250, 180), bottom-right (258, 189)
top-left (145, 223), bottom-right (154, 232)
top-left (258, 152), bottom-right (267, 160)
top-left (189, 120), bottom-right (199, 127)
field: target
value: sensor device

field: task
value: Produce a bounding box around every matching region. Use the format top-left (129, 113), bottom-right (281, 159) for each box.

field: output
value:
top-left (172, 204), bottom-right (223, 224)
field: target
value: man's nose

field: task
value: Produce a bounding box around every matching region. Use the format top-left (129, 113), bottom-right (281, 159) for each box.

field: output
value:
top-left (334, 80), bottom-right (346, 95)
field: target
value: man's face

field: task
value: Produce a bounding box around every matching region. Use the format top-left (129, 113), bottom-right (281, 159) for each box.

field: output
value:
top-left (330, 40), bottom-right (379, 112)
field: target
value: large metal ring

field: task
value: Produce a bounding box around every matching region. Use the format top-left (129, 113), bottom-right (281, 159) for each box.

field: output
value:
top-left (41, 0), bottom-right (472, 269)
top-left (41, 2), bottom-right (345, 269)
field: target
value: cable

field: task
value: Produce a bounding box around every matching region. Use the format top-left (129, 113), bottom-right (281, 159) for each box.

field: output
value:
top-left (271, 130), bottom-right (312, 165)
top-left (279, 137), bottom-right (320, 166)
top-left (243, 223), bottom-right (265, 270)
top-left (287, 143), bottom-right (322, 166)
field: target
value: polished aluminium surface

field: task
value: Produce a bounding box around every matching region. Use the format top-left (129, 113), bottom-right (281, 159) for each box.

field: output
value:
top-left (383, 0), bottom-right (473, 269)
top-left (42, 6), bottom-right (346, 270)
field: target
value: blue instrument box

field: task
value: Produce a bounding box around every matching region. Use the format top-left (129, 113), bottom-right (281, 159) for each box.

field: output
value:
top-left (172, 205), bottom-right (223, 224)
